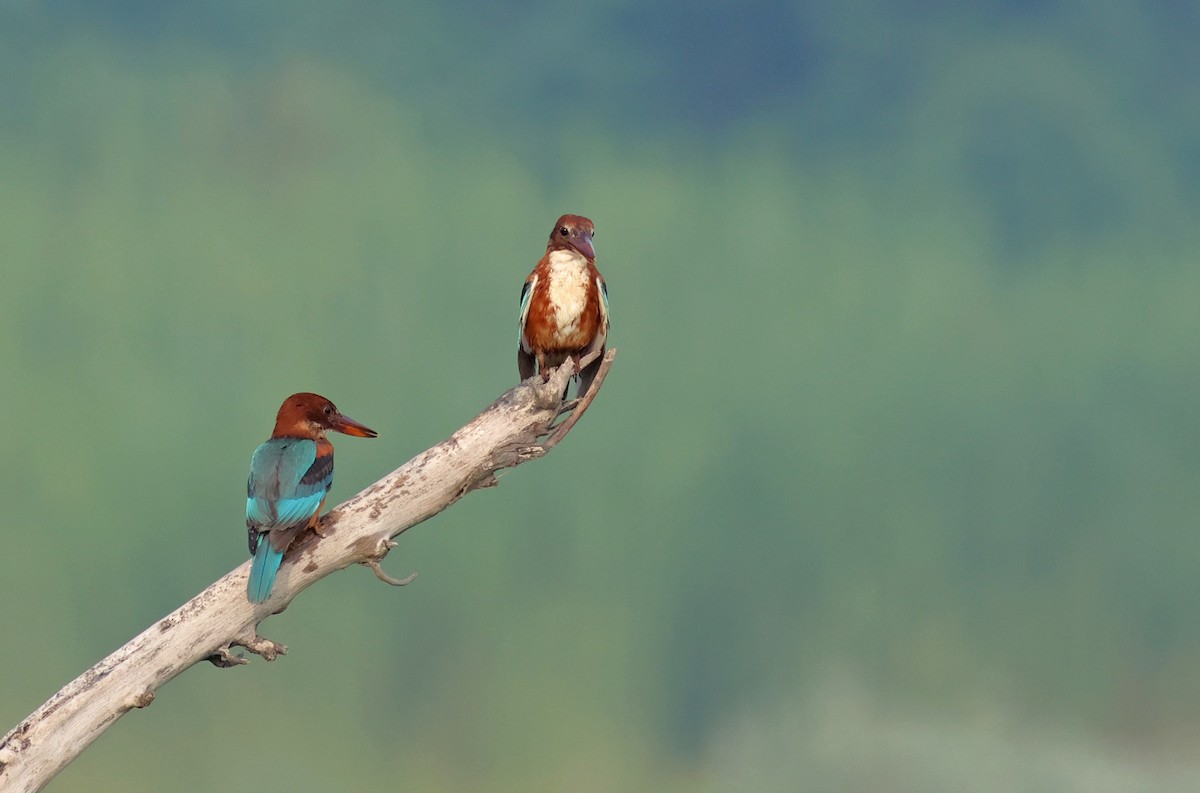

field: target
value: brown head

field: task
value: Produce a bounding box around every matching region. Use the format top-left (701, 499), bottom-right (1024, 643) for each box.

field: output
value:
top-left (271, 392), bottom-right (378, 440)
top-left (546, 214), bottom-right (596, 260)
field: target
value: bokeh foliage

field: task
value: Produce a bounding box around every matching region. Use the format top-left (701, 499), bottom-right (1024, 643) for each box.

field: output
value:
top-left (2, 1), bottom-right (1199, 790)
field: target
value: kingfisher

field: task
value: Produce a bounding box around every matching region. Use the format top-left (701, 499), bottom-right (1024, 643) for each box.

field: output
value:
top-left (518, 213), bottom-right (609, 396)
top-left (245, 392), bottom-right (377, 604)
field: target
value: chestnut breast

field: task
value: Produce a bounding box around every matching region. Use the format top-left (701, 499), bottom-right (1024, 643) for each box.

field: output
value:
top-left (527, 249), bottom-right (602, 352)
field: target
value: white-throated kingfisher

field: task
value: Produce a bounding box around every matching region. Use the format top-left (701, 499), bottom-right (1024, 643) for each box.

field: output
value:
top-left (245, 392), bottom-right (377, 604)
top-left (518, 213), bottom-right (609, 395)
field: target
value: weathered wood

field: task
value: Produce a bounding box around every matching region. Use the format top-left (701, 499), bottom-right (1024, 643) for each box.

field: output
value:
top-left (0, 349), bottom-right (615, 793)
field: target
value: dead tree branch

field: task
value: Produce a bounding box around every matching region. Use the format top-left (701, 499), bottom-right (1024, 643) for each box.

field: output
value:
top-left (0, 348), bottom-right (616, 793)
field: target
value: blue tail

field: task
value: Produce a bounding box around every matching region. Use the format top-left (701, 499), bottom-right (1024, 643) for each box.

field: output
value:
top-left (248, 541), bottom-right (285, 604)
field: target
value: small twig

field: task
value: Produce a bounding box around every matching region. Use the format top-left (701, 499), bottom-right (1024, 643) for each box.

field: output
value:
top-left (367, 560), bottom-right (418, 587)
top-left (555, 397), bottom-right (581, 417)
top-left (206, 647), bottom-right (247, 668)
top-left (359, 538), bottom-right (417, 586)
top-left (234, 634), bottom-right (287, 662)
top-left (543, 348), bottom-right (616, 451)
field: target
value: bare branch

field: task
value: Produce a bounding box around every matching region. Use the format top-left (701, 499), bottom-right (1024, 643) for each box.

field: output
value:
top-left (542, 347), bottom-right (614, 452)
top-left (0, 349), bottom-right (615, 793)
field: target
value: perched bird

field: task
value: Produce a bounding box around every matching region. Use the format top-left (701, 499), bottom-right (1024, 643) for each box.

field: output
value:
top-left (518, 213), bottom-right (609, 396)
top-left (245, 392), bottom-right (377, 604)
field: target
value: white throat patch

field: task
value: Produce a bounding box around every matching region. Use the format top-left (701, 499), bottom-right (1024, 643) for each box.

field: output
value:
top-left (546, 249), bottom-right (590, 340)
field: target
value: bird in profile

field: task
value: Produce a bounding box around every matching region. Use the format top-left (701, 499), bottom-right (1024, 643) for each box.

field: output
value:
top-left (245, 392), bottom-right (377, 604)
top-left (518, 213), bottom-right (609, 396)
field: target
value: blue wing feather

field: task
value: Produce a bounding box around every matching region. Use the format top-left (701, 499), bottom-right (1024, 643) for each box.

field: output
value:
top-left (248, 541), bottom-right (284, 604)
top-left (518, 275), bottom-right (536, 344)
top-left (245, 437), bottom-right (333, 602)
top-left (246, 439), bottom-right (331, 530)
top-left (599, 278), bottom-right (609, 328)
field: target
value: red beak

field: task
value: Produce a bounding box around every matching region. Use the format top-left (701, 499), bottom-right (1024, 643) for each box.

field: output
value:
top-left (331, 413), bottom-right (377, 438)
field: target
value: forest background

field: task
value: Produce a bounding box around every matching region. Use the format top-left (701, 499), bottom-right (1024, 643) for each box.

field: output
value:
top-left (2, 1), bottom-right (1199, 790)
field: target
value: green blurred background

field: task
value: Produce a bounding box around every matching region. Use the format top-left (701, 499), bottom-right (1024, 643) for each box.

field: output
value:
top-left (2, 1), bottom-right (1199, 790)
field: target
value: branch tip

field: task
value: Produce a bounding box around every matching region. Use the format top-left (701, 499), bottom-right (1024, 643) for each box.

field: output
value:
top-left (366, 560), bottom-right (418, 587)
top-left (542, 347), bottom-right (616, 450)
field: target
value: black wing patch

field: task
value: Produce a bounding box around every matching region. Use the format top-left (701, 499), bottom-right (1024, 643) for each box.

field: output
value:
top-left (300, 452), bottom-right (334, 487)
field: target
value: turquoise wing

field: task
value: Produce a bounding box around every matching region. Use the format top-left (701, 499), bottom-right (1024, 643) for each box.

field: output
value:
top-left (598, 276), bottom-right (609, 330)
top-left (246, 438), bottom-right (332, 531)
top-left (518, 274), bottom-right (537, 344)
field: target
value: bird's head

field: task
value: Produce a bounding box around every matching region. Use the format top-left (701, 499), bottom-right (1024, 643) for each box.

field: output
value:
top-left (546, 214), bottom-right (596, 260)
top-left (273, 392), bottom-right (378, 440)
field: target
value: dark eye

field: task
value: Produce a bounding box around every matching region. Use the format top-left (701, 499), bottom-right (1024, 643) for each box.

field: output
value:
top-left (323, 405), bottom-right (333, 416)
top-left (559, 227), bottom-right (569, 236)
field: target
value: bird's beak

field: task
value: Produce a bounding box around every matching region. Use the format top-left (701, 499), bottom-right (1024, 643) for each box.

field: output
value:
top-left (332, 414), bottom-right (378, 438)
top-left (573, 232), bottom-right (596, 260)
